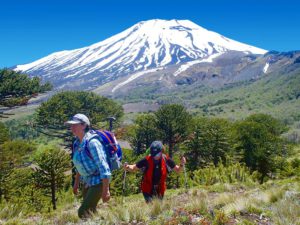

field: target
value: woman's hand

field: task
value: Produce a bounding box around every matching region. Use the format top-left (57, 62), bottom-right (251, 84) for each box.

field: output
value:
top-left (73, 172), bottom-right (80, 195)
top-left (102, 178), bottom-right (110, 202)
top-left (102, 188), bottom-right (110, 202)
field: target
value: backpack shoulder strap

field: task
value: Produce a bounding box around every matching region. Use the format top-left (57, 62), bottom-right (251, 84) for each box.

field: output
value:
top-left (162, 154), bottom-right (172, 173)
top-left (83, 130), bottom-right (101, 160)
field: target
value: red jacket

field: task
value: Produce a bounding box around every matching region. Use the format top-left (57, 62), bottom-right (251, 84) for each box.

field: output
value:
top-left (141, 155), bottom-right (168, 196)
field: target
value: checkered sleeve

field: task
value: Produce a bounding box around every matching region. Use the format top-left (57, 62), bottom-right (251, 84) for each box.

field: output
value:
top-left (88, 139), bottom-right (111, 180)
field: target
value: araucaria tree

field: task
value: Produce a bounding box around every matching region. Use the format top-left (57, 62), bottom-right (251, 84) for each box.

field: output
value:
top-left (127, 113), bottom-right (160, 155)
top-left (0, 140), bottom-right (35, 202)
top-left (0, 68), bottom-right (52, 107)
top-left (184, 117), bottom-right (232, 170)
top-left (36, 91), bottom-right (124, 129)
top-left (235, 114), bottom-right (286, 183)
top-left (155, 104), bottom-right (191, 158)
top-left (33, 146), bottom-right (70, 210)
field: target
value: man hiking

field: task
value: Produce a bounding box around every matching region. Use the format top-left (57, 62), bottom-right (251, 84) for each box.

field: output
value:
top-left (124, 140), bottom-right (186, 203)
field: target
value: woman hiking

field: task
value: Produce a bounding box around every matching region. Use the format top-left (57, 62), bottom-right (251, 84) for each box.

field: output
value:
top-left (124, 141), bottom-right (186, 203)
top-left (65, 113), bottom-right (111, 218)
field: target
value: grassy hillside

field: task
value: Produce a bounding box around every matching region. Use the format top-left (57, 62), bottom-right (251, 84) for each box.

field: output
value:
top-left (1, 178), bottom-right (299, 225)
top-left (189, 66), bottom-right (300, 122)
top-left (4, 64), bottom-right (300, 127)
top-left (117, 64), bottom-right (300, 125)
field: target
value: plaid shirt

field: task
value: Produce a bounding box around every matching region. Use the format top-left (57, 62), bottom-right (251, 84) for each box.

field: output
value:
top-left (72, 132), bottom-right (111, 187)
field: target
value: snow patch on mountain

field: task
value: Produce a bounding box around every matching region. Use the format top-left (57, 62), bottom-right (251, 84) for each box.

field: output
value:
top-left (112, 68), bottom-right (163, 93)
top-left (263, 62), bottom-right (270, 73)
top-left (174, 52), bottom-right (223, 76)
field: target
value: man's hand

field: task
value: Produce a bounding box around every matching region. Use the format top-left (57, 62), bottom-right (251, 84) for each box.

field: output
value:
top-left (123, 162), bottom-right (130, 171)
top-left (173, 156), bottom-right (187, 173)
top-left (123, 163), bottom-right (137, 172)
top-left (180, 156), bottom-right (186, 166)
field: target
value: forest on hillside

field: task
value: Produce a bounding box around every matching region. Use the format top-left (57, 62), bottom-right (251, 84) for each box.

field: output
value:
top-left (0, 69), bottom-right (299, 225)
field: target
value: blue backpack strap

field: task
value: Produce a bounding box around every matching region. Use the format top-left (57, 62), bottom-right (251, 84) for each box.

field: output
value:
top-left (83, 130), bottom-right (101, 160)
top-left (84, 139), bottom-right (93, 160)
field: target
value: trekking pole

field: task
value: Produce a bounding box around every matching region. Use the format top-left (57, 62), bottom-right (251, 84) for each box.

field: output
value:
top-left (180, 154), bottom-right (188, 190)
top-left (106, 116), bottom-right (116, 131)
top-left (183, 163), bottom-right (187, 190)
top-left (122, 162), bottom-right (128, 198)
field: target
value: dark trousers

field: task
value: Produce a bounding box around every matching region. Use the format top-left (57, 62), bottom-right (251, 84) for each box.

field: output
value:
top-left (78, 183), bottom-right (102, 218)
top-left (143, 185), bottom-right (164, 203)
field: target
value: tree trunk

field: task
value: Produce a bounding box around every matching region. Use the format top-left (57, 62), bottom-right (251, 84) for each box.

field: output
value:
top-left (51, 174), bottom-right (56, 210)
top-left (260, 174), bottom-right (265, 184)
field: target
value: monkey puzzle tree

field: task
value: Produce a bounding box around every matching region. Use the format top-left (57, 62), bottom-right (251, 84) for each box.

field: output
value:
top-left (36, 91), bottom-right (123, 129)
top-left (155, 104), bottom-right (191, 158)
top-left (235, 114), bottom-right (286, 183)
top-left (33, 146), bottom-right (70, 210)
top-left (127, 113), bottom-right (160, 155)
top-left (0, 68), bottom-right (52, 120)
top-left (184, 117), bottom-right (233, 170)
top-left (0, 68), bottom-right (52, 108)
top-left (0, 140), bottom-right (35, 202)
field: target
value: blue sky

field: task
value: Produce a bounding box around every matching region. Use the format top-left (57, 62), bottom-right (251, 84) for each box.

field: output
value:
top-left (0, 0), bottom-right (299, 68)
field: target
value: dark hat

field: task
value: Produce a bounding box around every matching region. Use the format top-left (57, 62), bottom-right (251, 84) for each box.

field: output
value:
top-left (150, 141), bottom-right (163, 157)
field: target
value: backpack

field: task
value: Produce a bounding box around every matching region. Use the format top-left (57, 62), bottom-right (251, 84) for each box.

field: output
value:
top-left (85, 130), bottom-right (123, 171)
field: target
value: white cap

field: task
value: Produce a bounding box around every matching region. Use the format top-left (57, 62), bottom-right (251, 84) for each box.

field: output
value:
top-left (64, 114), bottom-right (90, 126)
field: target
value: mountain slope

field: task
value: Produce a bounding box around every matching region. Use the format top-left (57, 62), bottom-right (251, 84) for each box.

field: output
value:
top-left (14, 19), bottom-right (266, 90)
top-left (106, 51), bottom-right (300, 122)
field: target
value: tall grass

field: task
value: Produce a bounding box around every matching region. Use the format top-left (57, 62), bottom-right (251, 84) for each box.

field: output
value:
top-left (191, 163), bottom-right (255, 186)
top-left (272, 191), bottom-right (300, 225)
top-left (1, 177), bottom-right (299, 224)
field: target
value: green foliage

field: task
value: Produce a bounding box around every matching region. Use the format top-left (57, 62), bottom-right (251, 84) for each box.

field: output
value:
top-left (245, 113), bottom-right (287, 135)
top-left (212, 210), bottom-right (229, 225)
top-left (276, 157), bottom-right (300, 178)
top-left (184, 117), bottom-right (233, 170)
top-left (0, 122), bottom-right (9, 144)
top-left (110, 148), bottom-right (143, 196)
top-left (5, 167), bottom-right (49, 214)
top-left (126, 113), bottom-right (161, 155)
top-left (0, 68), bottom-right (52, 107)
top-left (234, 114), bottom-right (287, 183)
top-left (191, 163), bottom-right (255, 186)
top-left (155, 104), bottom-right (192, 157)
top-left (4, 116), bottom-right (41, 140)
top-left (33, 145), bottom-right (71, 210)
top-left (36, 91), bottom-right (124, 128)
top-left (115, 67), bottom-right (300, 125)
top-left (0, 140), bottom-right (36, 202)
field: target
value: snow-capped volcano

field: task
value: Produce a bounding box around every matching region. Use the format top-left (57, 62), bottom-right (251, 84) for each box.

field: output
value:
top-left (14, 19), bottom-right (267, 90)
